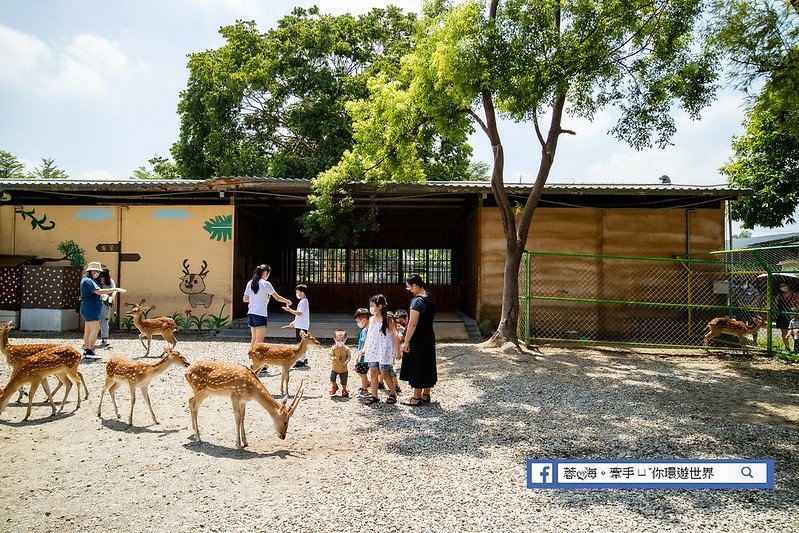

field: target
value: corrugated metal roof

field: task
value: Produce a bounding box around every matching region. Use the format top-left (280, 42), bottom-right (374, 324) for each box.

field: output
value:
top-left (0, 177), bottom-right (748, 197)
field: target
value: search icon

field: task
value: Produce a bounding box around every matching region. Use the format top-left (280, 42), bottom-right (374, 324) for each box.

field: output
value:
top-left (741, 466), bottom-right (754, 478)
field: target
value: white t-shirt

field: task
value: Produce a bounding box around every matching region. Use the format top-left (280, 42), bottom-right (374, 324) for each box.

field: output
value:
top-left (294, 298), bottom-right (310, 330)
top-left (244, 279), bottom-right (275, 317)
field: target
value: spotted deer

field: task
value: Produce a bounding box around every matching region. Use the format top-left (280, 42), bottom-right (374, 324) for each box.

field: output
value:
top-left (185, 360), bottom-right (305, 449)
top-left (0, 345), bottom-right (85, 421)
top-left (248, 331), bottom-right (320, 397)
top-left (0, 321), bottom-right (88, 402)
top-left (98, 348), bottom-right (191, 426)
top-left (125, 299), bottom-right (178, 356)
top-left (704, 316), bottom-right (767, 353)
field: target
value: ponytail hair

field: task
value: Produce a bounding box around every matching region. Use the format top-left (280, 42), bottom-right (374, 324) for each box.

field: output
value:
top-left (405, 273), bottom-right (427, 290)
top-left (250, 264), bottom-right (271, 293)
top-left (369, 294), bottom-right (390, 335)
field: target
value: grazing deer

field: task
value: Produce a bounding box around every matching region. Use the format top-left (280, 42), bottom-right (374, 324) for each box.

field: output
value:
top-left (179, 259), bottom-right (214, 308)
top-left (125, 299), bottom-right (178, 356)
top-left (704, 316), bottom-right (767, 353)
top-left (0, 345), bottom-right (84, 421)
top-left (185, 360), bottom-right (304, 449)
top-left (98, 348), bottom-right (191, 426)
top-left (248, 331), bottom-right (320, 397)
top-left (0, 321), bottom-right (88, 402)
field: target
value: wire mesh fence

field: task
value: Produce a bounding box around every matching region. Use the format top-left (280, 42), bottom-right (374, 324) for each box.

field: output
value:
top-left (519, 246), bottom-right (799, 361)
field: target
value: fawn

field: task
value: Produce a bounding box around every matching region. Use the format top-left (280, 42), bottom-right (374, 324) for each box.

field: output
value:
top-left (185, 360), bottom-right (305, 449)
top-left (248, 331), bottom-right (320, 397)
top-left (0, 345), bottom-right (84, 421)
top-left (125, 299), bottom-right (178, 356)
top-left (98, 348), bottom-right (190, 426)
top-left (704, 316), bottom-right (767, 353)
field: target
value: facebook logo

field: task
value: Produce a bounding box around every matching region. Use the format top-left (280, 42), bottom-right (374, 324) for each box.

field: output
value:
top-left (528, 461), bottom-right (555, 488)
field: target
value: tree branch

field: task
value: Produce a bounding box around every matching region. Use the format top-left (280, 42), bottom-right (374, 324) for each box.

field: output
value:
top-left (466, 108), bottom-right (490, 137)
top-left (533, 113), bottom-right (546, 147)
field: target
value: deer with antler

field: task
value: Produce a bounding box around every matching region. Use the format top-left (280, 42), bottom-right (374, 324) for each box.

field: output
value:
top-left (98, 348), bottom-right (191, 426)
top-left (248, 331), bottom-right (320, 397)
top-left (0, 321), bottom-right (89, 402)
top-left (0, 345), bottom-right (85, 421)
top-left (185, 360), bottom-right (305, 449)
top-left (704, 316), bottom-right (767, 353)
top-left (125, 299), bottom-right (178, 356)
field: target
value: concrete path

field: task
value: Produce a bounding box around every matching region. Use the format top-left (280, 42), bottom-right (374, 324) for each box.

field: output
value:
top-left (216, 312), bottom-right (474, 341)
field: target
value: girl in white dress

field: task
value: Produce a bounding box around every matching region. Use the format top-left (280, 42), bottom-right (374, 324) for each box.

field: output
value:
top-left (359, 294), bottom-right (400, 404)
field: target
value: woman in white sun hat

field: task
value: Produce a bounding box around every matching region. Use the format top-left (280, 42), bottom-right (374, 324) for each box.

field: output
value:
top-left (80, 261), bottom-right (126, 360)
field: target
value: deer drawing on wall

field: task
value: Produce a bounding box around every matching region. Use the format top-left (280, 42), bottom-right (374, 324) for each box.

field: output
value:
top-left (180, 259), bottom-right (214, 308)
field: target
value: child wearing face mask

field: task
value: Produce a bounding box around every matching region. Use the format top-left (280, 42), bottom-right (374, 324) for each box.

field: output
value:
top-left (354, 308), bottom-right (371, 396)
top-left (329, 330), bottom-right (351, 396)
top-left (360, 294), bottom-right (400, 405)
top-left (283, 284), bottom-right (311, 367)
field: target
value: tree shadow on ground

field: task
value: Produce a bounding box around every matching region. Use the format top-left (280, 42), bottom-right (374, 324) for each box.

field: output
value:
top-left (358, 344), bottom-right (799, 524)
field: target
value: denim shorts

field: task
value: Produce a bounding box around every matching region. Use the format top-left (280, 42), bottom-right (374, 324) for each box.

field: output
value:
top-left (367, 361), bottom-right (393, 372)
top-left (248, 314), bottom-right (267, 328)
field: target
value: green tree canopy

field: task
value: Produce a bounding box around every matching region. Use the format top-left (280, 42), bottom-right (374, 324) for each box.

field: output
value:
top-left (0, 150), bottom-right (26, 180)
top-left (310, 0), bottom-right (717, 345)
top-left (172, 6), bottom-right (482, 182)
top-left (709, 0), bottom-right (799, 228)
top-left (131, 155), bottom-right (181, 180)
top-left (30, 157), bottom-right (70, 180)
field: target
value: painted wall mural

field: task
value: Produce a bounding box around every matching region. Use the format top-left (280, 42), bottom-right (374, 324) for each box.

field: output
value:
top-left (154, 209), bottom-right (192, 220)
top-left (203, 215), bottom-right (232, 242)
top-left (75, 208), bottom-right (114, 221)
top-left (179, 259), bottom-right (214, 308)
top-left (15, 208), bottom-right (55, 230)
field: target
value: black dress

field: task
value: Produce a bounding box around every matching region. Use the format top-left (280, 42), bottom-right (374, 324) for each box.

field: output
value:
top-left (400, 294), bottom-right (437, 389)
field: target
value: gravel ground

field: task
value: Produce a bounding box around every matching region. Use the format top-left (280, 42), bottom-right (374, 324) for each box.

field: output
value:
top-left (1, 332), bottom-right (798, 532)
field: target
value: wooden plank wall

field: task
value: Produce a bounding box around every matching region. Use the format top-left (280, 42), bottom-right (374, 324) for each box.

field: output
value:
top-left (477, 207), bottom-right (725, 331)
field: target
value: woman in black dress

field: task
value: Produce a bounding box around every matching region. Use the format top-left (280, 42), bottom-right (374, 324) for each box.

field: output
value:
top-left (400, 273), bottom-right (436, 406)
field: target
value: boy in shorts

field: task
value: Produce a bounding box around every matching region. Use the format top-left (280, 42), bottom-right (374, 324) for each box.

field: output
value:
top-left (354, 308), bottom-right (370, 396)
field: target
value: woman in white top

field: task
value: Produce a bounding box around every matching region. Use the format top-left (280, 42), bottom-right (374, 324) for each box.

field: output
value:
top-left (359, 294), bottom-right (400, 404)
top-left (243, 264), bottom-right (292, 348)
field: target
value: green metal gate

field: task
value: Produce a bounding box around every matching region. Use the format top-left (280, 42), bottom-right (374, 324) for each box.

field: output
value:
top-left (519, 246), bottom-right (799, 361)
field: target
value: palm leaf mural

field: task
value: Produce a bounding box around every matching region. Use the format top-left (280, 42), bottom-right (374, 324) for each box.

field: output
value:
top-left (202, 215), bottom-right (232, 242)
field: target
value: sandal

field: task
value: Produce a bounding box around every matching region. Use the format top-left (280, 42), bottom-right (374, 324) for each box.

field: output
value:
top-left (362, 395), bottom-right (379, 405)
top-left (386, 395), bottom-right (397, 404)
top-left (401, 397), bottom-right (423, 406)
top-left (421, 393), bottom-right (431, 404)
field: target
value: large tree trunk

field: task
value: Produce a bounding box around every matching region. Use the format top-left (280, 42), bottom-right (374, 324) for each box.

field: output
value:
top-left (483, 92), bottom-right (568, 350)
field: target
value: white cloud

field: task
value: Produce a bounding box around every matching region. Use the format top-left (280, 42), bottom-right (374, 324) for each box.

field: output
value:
top-left (0, 25), bottom-right (52, 83)
top-left (66, 34), bottom-right (129, 73)
top-left (78, 170), bottom-right (119, 181)
top-left (0, 25), bottom-right (132, 96)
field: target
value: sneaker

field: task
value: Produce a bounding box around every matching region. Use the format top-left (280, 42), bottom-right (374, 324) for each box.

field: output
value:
top-left (293, 360), bottom-right (308, 369)
top-left (98, 340), bottom-right (110, 348)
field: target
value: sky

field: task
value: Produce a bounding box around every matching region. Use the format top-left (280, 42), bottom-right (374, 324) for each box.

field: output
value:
top-left (0, 0), bottom-right (793, 237)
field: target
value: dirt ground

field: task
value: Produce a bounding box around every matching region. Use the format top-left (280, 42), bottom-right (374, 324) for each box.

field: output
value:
top-left (1, 333), bottom-right (798, 532)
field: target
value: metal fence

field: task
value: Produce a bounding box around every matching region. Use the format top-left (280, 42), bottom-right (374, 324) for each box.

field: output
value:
top-left (519, 245), bottom-right (799, 361)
